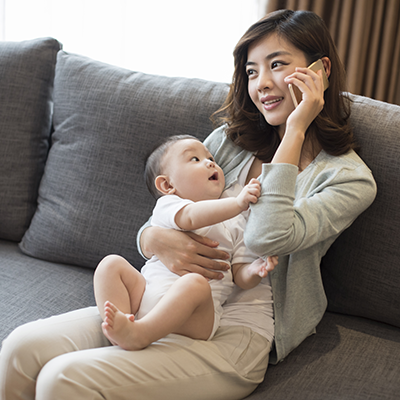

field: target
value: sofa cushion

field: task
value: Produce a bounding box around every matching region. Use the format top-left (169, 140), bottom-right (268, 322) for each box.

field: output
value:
top-left (20, 51), bottom-right (229, 269)
top-left (321, 95), bottom-right (400, 329)
top-left (247, 312), bottom-right (400, 400)
top-left (0, 38), bottom-right (61, 241)
top-left (0, 240), bottom-right (95, 342)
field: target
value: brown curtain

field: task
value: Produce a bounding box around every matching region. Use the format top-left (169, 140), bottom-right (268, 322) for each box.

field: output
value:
top-left (263, 0), bottom-right (400, 105)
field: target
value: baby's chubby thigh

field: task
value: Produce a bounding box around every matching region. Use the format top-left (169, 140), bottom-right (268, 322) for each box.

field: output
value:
top-left (137, 265), bottom-right (180, 319)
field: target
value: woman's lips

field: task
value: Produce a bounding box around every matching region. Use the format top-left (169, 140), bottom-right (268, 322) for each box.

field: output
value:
top-left (261, 96), bottom-right (284, 111)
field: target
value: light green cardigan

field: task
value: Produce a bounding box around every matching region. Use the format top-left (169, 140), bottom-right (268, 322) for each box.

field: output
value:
top-left (138, 125), bottom-right (377, 363)
top-left (205, 125), bottom-right (376, 363)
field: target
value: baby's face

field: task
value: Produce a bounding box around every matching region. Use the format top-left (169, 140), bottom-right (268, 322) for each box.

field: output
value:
top-left (163, 139), bottom-right (225, 202)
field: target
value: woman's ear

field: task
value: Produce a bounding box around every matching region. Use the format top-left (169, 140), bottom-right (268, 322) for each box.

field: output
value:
top-left (321, 57), bottom-right (331, 79)
top-left (155, 175), bottom-right (176, 196)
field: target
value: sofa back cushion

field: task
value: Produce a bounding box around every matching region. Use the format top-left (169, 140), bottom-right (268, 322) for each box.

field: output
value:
top-left (321, 94), bottom-right (400, 329)
top-left (0, 38), bottom-right (61, 241)
top-left (18, 49), bottom-right (400, 329)
top-left (19, 51), bottom-right (229, 269)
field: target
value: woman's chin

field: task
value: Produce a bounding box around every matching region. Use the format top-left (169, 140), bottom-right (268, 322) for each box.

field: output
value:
top-left (262, 115), bottom-right (286, 132)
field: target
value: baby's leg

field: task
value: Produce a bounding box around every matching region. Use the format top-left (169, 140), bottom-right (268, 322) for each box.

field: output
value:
top-left (103, 273), bottom-right (215, 350)
top-left (93, 255), bottom-right (145, 320)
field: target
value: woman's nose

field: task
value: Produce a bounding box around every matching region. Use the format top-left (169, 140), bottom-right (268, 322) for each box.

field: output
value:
top-left (257, 73), bottom-right (273, 92)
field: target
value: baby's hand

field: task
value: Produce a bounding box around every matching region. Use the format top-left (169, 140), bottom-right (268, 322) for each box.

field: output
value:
top-left (236, 178), bottom-right (261, 210)
top-left (247, 256), bottom-right (279, 278)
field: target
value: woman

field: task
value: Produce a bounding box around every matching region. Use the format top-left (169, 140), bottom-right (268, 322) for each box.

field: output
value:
top-left (0, 10), bottom-right (376, 400)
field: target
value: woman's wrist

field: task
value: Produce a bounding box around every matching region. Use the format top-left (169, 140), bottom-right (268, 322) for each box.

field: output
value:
top-left (271, 128), bottom-right (305, 166)
top-left (284, 124), bottom-right (306, 141)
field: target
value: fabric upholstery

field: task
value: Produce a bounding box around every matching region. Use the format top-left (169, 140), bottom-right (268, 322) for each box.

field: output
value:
top-left (321, 95), bottom-right (400, 329)
top-left (0, 38), bottom-right (61, 241)
top-left (0, 240), bottom-right (94, 341)
top-left (247, 311), bottom-right (400, 400)
top-left (20, 51), bottom-right (229, 269)
top-left (1, 40), bottom-right (400, 400)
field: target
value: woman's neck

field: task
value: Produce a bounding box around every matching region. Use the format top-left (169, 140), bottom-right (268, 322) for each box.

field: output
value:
top-left (246, 135), bottom-right (320, 182)
top-left (299, 132), bottom-right (321, 172)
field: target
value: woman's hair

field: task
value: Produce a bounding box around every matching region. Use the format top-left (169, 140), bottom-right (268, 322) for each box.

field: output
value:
top-left (144, 134), bottom-right (199, 199)
top-left (213, 9), bottom-right (354, 162)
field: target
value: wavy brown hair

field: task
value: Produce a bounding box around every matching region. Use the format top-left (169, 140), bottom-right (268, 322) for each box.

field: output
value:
top-left (213, 9), bottom-right (355, 162)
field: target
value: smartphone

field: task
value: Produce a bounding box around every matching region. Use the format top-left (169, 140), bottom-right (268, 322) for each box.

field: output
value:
top-left (288, 59), bottom-right (329, 108)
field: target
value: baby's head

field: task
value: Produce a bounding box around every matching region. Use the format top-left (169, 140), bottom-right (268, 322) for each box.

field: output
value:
top-left (145, 135), bottom-right (225, 202)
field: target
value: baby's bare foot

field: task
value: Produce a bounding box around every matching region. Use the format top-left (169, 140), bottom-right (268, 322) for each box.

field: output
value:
top-left (102, 301), bottom-right (145, 350)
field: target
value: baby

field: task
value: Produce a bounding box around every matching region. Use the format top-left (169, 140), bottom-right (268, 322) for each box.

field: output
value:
top-left (93, 135), bottom-right (277, 350)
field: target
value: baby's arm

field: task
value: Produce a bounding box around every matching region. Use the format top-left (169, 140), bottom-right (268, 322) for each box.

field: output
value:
top-left (232, 256), bottom-right (279, 290)
top-left (175, 179), bottom-right (260, 231)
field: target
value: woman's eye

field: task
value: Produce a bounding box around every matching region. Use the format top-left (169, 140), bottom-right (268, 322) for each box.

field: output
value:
top-left (246, 69), bottom-right (256, 77)
top-left (271, 61), bottom-right (286, 69)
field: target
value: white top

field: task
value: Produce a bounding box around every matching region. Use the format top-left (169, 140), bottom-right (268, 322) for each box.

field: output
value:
top-left (139, 193), bottom-right (259, 339)
top-left (219, 156), bottom-right (275, 343)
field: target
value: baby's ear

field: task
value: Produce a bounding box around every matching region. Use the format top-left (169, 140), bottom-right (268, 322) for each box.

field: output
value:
top-left (155, 175), bottom-right (176, 195)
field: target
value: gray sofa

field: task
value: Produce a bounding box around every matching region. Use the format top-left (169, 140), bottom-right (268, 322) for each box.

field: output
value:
top-left (1, 37), bottom-right (399, 399)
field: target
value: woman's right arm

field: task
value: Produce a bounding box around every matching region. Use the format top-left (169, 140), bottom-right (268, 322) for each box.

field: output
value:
top-left (139, 225), bottom-right (230, 280)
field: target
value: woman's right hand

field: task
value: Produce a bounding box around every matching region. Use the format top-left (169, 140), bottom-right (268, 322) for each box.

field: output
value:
top-left (140, 226), bottom-right (230, 280)
top-left (284, 67), bottom-right (325, 135)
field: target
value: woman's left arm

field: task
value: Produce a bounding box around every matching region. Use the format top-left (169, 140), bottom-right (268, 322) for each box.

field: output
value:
top-left (244, 161), bottom-right (377, 257)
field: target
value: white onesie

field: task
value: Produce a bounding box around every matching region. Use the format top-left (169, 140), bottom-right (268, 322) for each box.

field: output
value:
top-left (137, 194), bottom-right (259, 340)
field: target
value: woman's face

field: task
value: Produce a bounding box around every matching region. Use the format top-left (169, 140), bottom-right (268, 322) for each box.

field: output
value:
top-left (246, 33), bottom-right (309, 137)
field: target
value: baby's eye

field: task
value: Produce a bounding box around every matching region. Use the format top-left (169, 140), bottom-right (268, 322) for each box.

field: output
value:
top-left (191, 157), bottom-right (199, 162)
top-left (209, 157), bottom-right (215, 162)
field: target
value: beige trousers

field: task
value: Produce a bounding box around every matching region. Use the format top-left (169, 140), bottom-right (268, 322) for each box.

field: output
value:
top-left (0, 307), bottom-right (270, 400)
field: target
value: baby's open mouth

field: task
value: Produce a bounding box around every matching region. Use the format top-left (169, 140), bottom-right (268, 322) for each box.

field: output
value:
top-left (209, 172), bottom-right (218, 181)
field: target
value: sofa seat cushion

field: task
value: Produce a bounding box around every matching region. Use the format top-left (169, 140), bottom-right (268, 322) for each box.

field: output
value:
top-left (0, 38), bottom-right (61, 241)
top-left (0, 240), bottom-right (95, 342)
top-left (19, 51), bottom-right (229, 269)
top-left (247, 311), bottom-right (400, 400)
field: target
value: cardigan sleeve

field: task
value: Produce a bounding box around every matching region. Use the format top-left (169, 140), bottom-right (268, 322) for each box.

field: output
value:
top-left (244, 159), bottom-right (377, 257)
